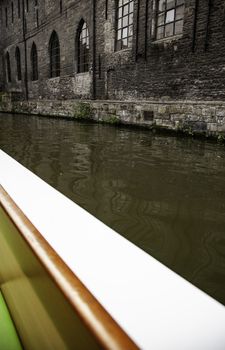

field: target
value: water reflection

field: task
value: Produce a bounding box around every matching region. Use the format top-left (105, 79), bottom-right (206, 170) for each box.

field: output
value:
top-left (0, 114), bottom-right (225, 305)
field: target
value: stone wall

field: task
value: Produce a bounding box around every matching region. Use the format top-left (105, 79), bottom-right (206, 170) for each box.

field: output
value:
top-left (0, 0), bottom-right (93, 99)
top-left (1, 97), bottom-right (225, 139)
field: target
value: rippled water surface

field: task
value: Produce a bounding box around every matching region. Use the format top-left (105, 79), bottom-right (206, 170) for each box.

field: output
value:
top-left (0, 113), bottom-right (225, 305)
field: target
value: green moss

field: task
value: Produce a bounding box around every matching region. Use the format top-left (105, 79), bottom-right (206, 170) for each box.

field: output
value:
top-left (174, 121), bottom-right (193, 136)
top-left (217, 134), bottom-right (225, 143)
top-left (73, 102), bottom-right (92, 120)
top-left (105, 115), bottom-right (120, 125)
top-left (186, 127), bottom-right (194, 136)
top-left (0, 92), bottom-right (5, 105)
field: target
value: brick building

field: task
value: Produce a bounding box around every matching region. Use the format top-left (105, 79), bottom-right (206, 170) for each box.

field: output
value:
top-left (0, 1), bottom-right (225, 135)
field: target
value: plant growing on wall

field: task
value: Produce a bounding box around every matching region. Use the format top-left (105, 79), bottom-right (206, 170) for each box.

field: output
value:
top-left (73, 102), bottom-right (92, 120)
top-left (106, 115), bottom-right (120, 125)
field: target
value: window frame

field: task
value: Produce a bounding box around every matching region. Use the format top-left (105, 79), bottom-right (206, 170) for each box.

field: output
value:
top-left (156, 0), bottom-right (184, 40)
top-left (15, 46), bottom-right (22, 81)
top-left (5, 52), bottom-right (11, 83)
top-left (115, 0), bottom-right (134, 51)
top-left (34, 0), bottom-right (39, 27)
top-left (77, 20), bottom-right (90, 74)
top-left (49, 31), bottom-right (60, 78)
top-left (31, 42), bottom-right (38, 81)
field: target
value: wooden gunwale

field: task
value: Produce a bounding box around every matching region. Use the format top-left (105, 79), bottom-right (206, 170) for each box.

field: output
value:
top-left (0, 184), bottom-right (138, 350)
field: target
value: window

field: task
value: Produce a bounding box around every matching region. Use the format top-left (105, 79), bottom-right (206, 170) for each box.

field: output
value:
top-left (36, 8), bottom-right (39, 27)
top-left (26, 0), bottom-right (29, 12)
top-left (49, 31), bottom-right (60, 78)
top-left (34, 0), bottom-right (39, 27)
top-left (77, 20), bottom-right (90, 73)
top-left (5, 7), bottom-right (8, 27)
top-left (105, 0), bottom-right (108, 20)
top-left (15, 47), bottom-right (22, 81)
top-left (156, 0), bottom-right (184, 40)
top-left (116, 0), bottom-right (134, 51)
top-left (11, 2), bottom-right (14, 23)
top-left (31, 42), bottom-right (38, 81)
top-left (6, 52), bottom-right (11, 82)
top-left (18, 0), bottom-right (21, 18)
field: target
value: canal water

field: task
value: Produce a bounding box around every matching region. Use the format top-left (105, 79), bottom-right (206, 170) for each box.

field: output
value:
top-left (0, 113), bottom-right (225, 305)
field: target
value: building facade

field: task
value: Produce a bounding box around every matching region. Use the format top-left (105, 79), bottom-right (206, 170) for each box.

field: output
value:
top-left (0, 0), bottom-right (225, 135)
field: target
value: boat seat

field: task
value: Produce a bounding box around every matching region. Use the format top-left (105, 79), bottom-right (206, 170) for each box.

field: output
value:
top-left (0, 290), bottom-right (23, 350)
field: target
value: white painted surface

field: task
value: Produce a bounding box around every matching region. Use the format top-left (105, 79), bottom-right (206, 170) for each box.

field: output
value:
top-left (0, 149), bottom-right (225, 350)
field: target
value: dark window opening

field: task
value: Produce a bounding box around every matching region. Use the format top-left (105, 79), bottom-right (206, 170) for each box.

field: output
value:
top-left (31, 42), bottom-right (38, 81)
top-left (26, 0), bottom-right (29, 12)
top-left (11, 2), bottom-right (14, 23)
top-left (24, 17), bottom-right (27, 32)
top-left (60, 0), bottom-right (62, 13)
top-left (18, 0), bottom-right (21, 18)
top-left (156, 0), bottom-right (184, 40)
top-left (15, 47), bottom-right (22, 81)
top-left (6, 52), bottom-right (11, 82)
top-left (116, 0), bottom-right (134, 51)
top-left (49, 31), bottom-right (60, 78)
top-left (77, 20), bottom-right (90, 73)
top-left (36, 9), bottom-right (39, 27)
top-left (34, 0), bottom-right (38, 27)
top-left (105, 0), bottom-right (108, 19)
top-left (98, 55), bottom-right (102, 79)
top-left (5, 7), bottom-right (8, 27)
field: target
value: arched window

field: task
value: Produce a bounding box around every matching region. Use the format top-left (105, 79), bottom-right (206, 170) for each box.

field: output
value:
top-left (49, 31), bottom-right (60, 78)
top-left (116, 0), bottom-right (134, 51)
top-left (77, 20), bottom-right (90, 73)
top-left (15, 46), bottom-right (22, 81)
top-left (6, 52), bottom-right (11, 82)
top-left (31, 42), bottom-right (38, 81)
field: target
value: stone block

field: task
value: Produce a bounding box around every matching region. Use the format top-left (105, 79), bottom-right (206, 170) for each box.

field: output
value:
top-left (207, 123), bottom-right (218, 132)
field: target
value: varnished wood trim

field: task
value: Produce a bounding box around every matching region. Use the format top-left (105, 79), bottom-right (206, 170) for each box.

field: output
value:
top-left (0, 185), bottom-right (139, 350)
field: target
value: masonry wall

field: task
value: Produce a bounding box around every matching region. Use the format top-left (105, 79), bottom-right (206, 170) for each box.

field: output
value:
top-left (98, 0), bottom-right (225, 101)
top-left (0, 1), bottom-right (225, 110)
top-left (0, 0), bottom-right (94, 100)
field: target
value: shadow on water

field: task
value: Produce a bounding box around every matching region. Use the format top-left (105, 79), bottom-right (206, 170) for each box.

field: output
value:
top-left (1, 113), bottom-right (225, 305)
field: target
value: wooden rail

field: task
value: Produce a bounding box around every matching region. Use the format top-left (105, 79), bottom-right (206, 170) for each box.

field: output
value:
top-left (0, 185), bottom-right (138, 350)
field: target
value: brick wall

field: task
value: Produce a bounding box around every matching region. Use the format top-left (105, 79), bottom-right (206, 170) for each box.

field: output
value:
top-left (0, 0), bottom-right (225, 103)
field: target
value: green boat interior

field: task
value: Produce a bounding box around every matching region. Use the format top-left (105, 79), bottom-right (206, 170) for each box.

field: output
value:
top-left (0, 201), bottom-right (105, 350)
top-left (0, 186), bottom-right (138, 350)
top-left (0, 291), bottom-right (23, 350)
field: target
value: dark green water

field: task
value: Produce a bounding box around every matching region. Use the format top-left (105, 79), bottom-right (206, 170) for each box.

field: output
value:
top-left (0, 113), bottom-right (225, 305)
